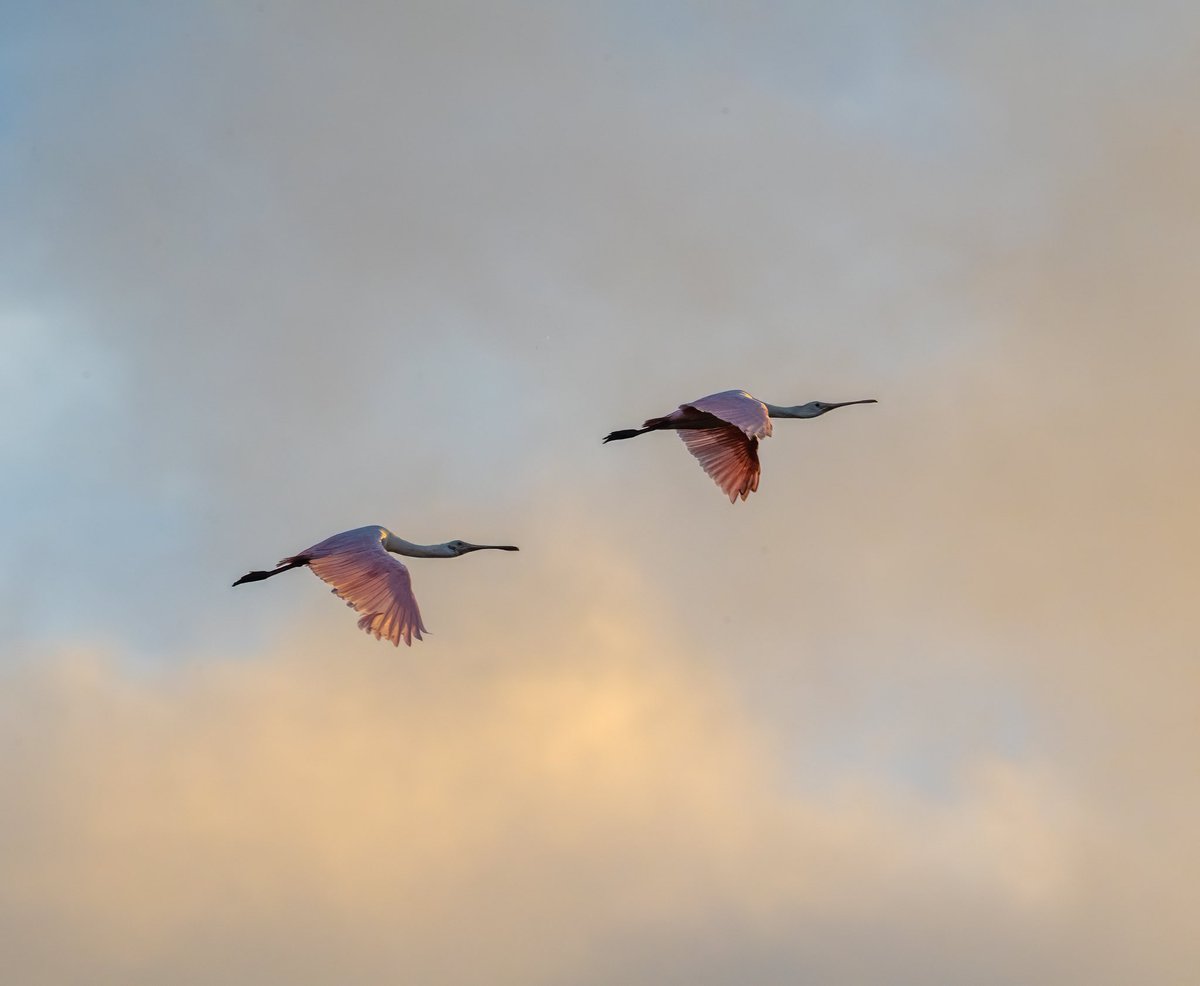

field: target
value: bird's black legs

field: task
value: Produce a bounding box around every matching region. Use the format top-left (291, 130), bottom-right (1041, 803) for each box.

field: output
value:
top-left (602, 427), bottom-right (652, 443)
top-left (232, 557), bottom-right (309, 587)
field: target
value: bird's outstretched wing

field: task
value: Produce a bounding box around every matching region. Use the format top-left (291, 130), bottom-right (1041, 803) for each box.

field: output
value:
top-left (677, 426), bottom-right (762, 502)
top-left (671, 391), bottom-right (770, 501)
top-left (298, 527), bottom-right (428, 646)
top-left (682, 391), bottom-right (772, 440)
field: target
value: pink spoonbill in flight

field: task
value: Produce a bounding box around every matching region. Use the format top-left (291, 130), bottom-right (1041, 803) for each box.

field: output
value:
top-left (233, 526), bottom-right (518, 646)
top-left (604, 390), bottom-right (876, 502)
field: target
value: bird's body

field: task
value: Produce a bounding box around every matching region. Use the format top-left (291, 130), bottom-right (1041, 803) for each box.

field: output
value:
top-left (604, 389), bottom-right (876, 501)
top-left (233, 526), bottom-right (518, 646)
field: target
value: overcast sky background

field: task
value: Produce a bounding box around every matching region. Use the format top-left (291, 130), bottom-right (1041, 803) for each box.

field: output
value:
top-left (2, 2), bottom-right (1198, 983)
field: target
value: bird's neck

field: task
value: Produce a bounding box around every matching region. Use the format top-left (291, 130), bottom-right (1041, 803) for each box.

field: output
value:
top-left (383, 534), bottom-right (453, 558)
top-left (762, 402), bottom-right (816, 419)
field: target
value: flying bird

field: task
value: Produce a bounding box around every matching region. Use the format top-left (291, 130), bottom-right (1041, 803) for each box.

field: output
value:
top-left (232, 526), bottom-right (518, 646)
top-left (604, 390), bottom-right (876, 502)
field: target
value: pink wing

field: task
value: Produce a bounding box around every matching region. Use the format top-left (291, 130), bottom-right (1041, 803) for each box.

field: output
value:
top-left (677, 427), bottom-right (762, 502)
top-left (672, 391), bottom-right (770, 501)
top-left (681, 391), bottom-right (772, 440)
top-left (295, 527), bottom-right (428, 646)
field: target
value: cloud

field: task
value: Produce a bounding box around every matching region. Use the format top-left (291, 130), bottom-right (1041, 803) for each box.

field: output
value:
top-left (2, 2), bottom-right (1199, 982)
top-left (0, 587), bottom-right (1085, 985)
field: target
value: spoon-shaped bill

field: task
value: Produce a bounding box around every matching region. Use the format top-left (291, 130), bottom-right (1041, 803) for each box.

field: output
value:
top-left (826, 399), bottom-right (877, 408)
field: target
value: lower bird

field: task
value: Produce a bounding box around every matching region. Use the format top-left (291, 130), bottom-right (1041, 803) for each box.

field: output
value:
top-left (233, 526), bottom-right (518, 646)
top-left (604, 389), bottom-right (876, 501)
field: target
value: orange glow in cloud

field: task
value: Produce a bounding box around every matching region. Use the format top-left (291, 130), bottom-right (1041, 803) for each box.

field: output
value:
top-left (1, 620), bottom-right (1083, 984)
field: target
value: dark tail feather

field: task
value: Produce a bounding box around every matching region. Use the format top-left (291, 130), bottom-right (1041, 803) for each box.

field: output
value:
top-left (232, 557), bottom-right (308, 587)
top-left (603, 427), bottom-right (651, 443)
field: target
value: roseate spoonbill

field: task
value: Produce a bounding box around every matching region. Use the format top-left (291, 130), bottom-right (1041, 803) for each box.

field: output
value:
top-left (604, 390), bottom-right (876, 502)
top-left (232, 526), bottom-right (518, 646)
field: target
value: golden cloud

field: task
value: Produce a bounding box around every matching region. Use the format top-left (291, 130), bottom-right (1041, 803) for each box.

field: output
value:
top-left (1, 592), bottom-right (1084, 984)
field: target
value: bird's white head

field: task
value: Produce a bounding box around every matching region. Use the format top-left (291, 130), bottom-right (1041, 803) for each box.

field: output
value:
top-left (443, 539), bottom-right (520, 557)
top-left (784, 398), bottom-right (878, 418)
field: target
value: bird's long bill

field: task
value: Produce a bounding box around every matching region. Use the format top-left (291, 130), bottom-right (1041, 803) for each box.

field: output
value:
top-left (827, 399), bottom-right (878, 408)
top-left (460, 543), bottom-right (520, 552)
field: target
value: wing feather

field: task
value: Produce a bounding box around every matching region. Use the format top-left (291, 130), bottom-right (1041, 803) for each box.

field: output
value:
top-left (298, 527), bottom-right (428, 646)
top-left (682, 390), bottom-right (772, 440)
top-left (677, 426), bottom-right (762, 502)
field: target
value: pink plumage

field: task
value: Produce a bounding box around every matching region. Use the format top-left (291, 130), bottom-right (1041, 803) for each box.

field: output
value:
top-left (676, 426), bottom-right (762, 502)
top-left (293, 527), bottom-right (428, 646)
top-left (645, 390), bottom-right (771, 503)
top-left (677, 390), bottom-right (773, 441)
top-left (671, 391), bottom-right (771, 502)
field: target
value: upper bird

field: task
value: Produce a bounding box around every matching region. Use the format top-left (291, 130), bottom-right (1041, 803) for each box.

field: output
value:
top-left (232, 526), bottom-right (518, 646)
top-left (604, 390), bottom-right (876, 502)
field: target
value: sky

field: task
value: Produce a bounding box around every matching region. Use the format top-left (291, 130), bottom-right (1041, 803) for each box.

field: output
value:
top-left (1, 1), bottom-right (1198, 982)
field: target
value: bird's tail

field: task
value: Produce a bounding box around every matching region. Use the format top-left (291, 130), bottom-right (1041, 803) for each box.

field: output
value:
top-left (232, 556), bottom-right (308, 587)
top-left (602, 427), bottom-right (651, 443)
